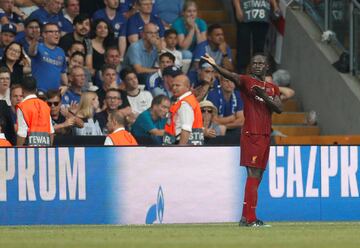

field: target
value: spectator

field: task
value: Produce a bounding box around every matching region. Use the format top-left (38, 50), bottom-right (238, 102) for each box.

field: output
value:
top-left (96, 64), bottom-right (129, 108)
top-left (118, 0), bottom-right (137, 19)
top-left (131, 94), bottom-right (170, 144)
top-left (123, 22), bottom-right (160, 84)
top-left (0, 115), bottom-right (12, 146)
top-left (172, 0), bottom-right (207, 58)
top-left (62, 65), bottom-right (86, 107)
top-left (154, 0), bottom-right (184, 28)
top-left (9, 83), bottom-right (22, 129)
top-left (193, 24), bottom-right (234, 71)
top-left (0, 41), bottom-right (31, 85)
top-left (0, 23), bottom-right (17, 59)
top-left (73, 91), bottom-right (103, 136)
top-left (92, 0), bottom-right (127, 57)
top-left (104, 109), bottom-right (138, 146)
top-left (0, 66), bottom-right (11, 105)
top-left (14, 0), bottom-right (43, 17)
top-left (206, 74), bottom-right (244, 131)
top-left (126, 0), bottom-right (165, 44)
top-left (67, 51), bottom-right (93, 89)
top-left (152, 65), bottom-right (182, 99)
top-left (28, 0), bottom-right (68, 33)
top-left (62, 0), bottom-right (80, 33)
top-left (0, 0), bottom-right (25, 32)
top-left (120, 67), bottom-right (153, 117)
top-left (16, 17), bottom-right (41, 54)
top-left (93, 47), bottom-right (123, 89)
top-left (47, 89), bottom-right (83, 135)
top-left (200, 100), bottom-right (226, 140)
top-left (0, 97), bottom-right (15, 144)
top-left (163, 28), bottom-right (183, 69)
top-left (28, 22), bottom-right (68, 93)
top-left (59, 13), bottom-right (92, 70)
top-left (94, 88), bottom-right (132, 134)
top-left (190, 60), bottom-right (218, 101)
top-left (163, 74), bottom-right (204, 145)
top-left (90, 18), bottom-right (116, 72)
top-left (232, 0), bottom-right (280, 73)
top-left (146, 51), bottom-right (175, 94)
top-left (16, 76), bottom-right (54, 146)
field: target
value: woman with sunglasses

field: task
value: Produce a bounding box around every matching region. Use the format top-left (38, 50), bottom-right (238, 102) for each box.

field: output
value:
top-left (200, 100), bottom-right (226, 140)
top-left (0, 41), bottom-right (31, 85)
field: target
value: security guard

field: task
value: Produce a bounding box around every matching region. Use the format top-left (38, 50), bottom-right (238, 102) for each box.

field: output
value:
top-left (16, 77), bottom-right (54, 146)
top-left (163, 73), bottom-right (204, 145)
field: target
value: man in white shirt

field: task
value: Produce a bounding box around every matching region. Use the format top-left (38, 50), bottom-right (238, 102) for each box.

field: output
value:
top-left (120, 67), bottom-right (153, 118)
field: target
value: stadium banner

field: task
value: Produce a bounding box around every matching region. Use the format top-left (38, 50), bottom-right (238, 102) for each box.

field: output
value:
top-left (0, 146), bottom-right (359, 225)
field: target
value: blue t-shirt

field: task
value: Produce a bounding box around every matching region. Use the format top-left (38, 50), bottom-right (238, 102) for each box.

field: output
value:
top-left (131, 108), bottom-right (166, 143)
top-left (62, 89), bottom-right (81, 107)
top-left (0, 11), bottom-right (23, 24)
top-left (187, 70), bottom-right (220, 89)
top-left (28, 7), bottom-right (67, 32)
top-left (172, 17), bottom-right (207, 51)
top-left (119, 0), bottom-right (158, 15)
top-left (123, 39), bottom-right (157, 69)
top-left (31, 43), bottom-right (67, 92)
top-left (206, 88), bottom-right (243, 117)
top-left (154, 0), bottom-right (183, 24)
top-left (92, 9), bottom-right (127, 38)
top-left (61, 14), bottom-right (74, 34)
top-left (126, 12), bottom-right (165, 39)
top-left (146, 71), bottom-right (163, 91)
top-left (193, 40), bottom-right (232, 65)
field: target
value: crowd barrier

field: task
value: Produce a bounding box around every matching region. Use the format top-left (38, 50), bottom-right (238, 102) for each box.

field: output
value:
top-left (0, 146), bottom-right (359, 225)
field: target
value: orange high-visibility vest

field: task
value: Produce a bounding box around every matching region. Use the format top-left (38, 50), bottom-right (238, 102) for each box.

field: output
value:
top-left (0, 138), bottom-right (12, 147)
top-left (163, 93), bottom-right (204, 145)
top-left (108, 128), bottom-right (138, 146)
top-left (17, 98), bottom-right (51, 146)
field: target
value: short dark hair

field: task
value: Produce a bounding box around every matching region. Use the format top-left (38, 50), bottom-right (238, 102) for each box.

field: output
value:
top-left (101, 64), bottom-right (117, 74)
top-left (105, 46), bottom-right (120, 57)
top-left (21, 76), bottom-right (37, 92)
top-left (41, 22), bottom-right (59, 33)
top-left (164, 28), bottom-right (177, 38)
top-left (70, 51), bottom-right (86, 60)
top-left (159, 52), bottom-right (175, 63)
top-left (46, 89), bottom-right (61, 99)
top-left (24, 17), bottom-right (42, 28)
top-left (119, 67), bottom-right (136, 81)
top-left (151, 95), bottom-right (170, 107)
top-left (73, 13), bottom-right (90, 26)
top-left (0, 115), bottom-right (6, 132)
top-left (0, 66), bottom-right (10, 74)
top-left (207, 23), bottom-right (223, 35)
top-left (10, 84), bottom-right (22, 97)
top-left (106, 88), bottom-right (121, 97)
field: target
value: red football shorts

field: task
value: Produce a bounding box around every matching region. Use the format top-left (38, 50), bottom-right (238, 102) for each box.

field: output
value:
top-left (240, 132), bottom-right (271, 170)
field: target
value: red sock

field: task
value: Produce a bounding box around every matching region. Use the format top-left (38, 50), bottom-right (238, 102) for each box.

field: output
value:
top-left (242, 177), bottom-right (260, 223)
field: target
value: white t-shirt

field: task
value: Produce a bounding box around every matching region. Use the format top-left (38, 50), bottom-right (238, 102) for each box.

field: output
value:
top-left (127, 90), bottom-right (153, 115)
top-left (174, 91), bottom-right (195, 136)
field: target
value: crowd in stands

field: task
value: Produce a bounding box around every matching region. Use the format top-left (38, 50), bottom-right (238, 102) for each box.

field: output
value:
top-left (0, 0), bottom-right (295, 147)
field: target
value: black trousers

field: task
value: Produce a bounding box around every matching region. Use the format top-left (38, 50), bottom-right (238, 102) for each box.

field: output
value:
top-left (236, 21), bottom-right (270, 73)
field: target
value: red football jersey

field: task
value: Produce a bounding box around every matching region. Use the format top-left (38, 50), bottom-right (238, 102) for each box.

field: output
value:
top-left (239, 75), bottom-right (280, 135)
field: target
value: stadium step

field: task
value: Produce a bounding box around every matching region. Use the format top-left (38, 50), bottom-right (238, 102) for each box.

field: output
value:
top-left (282, 99), bottom-right (300, 112)
top-left (272, 112), bottom-right (306, 125)
top-left (272, 125), bottom-right (320, 136)
top-left (198, 10), bottom-right (230, 23)
top-left (274, 135), bottom-right (360, 145)
top-left (196, 0), bottom-right (223, 10)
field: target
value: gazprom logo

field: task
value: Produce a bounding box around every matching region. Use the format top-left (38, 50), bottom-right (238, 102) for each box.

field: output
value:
top-left (145, 186), bottom-right (165, 224)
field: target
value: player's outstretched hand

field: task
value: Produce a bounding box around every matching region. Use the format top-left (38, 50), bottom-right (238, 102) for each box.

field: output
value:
top-left (201, 54), bottom-right (216, 66)
top-left (252, 85), bottom-right (267, 97)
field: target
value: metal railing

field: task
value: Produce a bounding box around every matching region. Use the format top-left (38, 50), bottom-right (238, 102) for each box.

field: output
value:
top-left (295, 0), bottom-right (359, 76)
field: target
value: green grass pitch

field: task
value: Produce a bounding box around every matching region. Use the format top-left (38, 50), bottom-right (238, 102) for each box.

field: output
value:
top-left (0, 222), bottom-right (359, 248)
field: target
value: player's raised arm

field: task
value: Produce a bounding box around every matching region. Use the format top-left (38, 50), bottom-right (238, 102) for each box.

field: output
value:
top-left (201, 54), bottom-right (242, 87)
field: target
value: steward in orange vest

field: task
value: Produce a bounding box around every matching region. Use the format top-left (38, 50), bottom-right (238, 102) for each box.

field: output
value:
top-left (163, 74), bottom-right (204, 145)
top-left (16, 77), bottom-right (53, 146)
top-left (105, 110), bottom-right (138, 146)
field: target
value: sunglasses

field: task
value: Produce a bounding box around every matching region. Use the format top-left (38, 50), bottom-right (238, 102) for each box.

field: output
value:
top-left (201, 108), bottom-right (213, 114)
top-left (47, 101), bottom-right (60, 107)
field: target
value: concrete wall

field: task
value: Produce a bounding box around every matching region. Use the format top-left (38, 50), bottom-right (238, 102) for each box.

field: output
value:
top-left (281, 7), bottom-right (360, 135)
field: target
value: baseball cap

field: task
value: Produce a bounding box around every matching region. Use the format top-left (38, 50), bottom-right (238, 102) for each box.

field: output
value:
top-left (163, 66), bottom-right (183, 77)
top-left (1, 24), bottom-right (17, 35)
